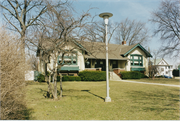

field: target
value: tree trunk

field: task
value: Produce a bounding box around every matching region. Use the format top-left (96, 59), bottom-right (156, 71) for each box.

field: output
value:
top-left (47, 74), bottom-right (51, 98)
top-left (53, 73), bottom-right (58, 100)
top-left (47, 74), bottom-right (55, 98)
top-left (59, 73), bottom-right (63, 98)
top-left (20, 35), bottom-right (26, 82)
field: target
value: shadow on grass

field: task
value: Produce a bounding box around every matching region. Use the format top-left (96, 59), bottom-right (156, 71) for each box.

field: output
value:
top-left (128, 89), bottom-right (179, 115)
top-left (81, 90), bottom-right (105, 101)
top-left (20, 107), bottom-right (34, 120)
top-left (2, 103), bottom-right (34, 120)
top-left (37, 88), bottom-right (105, 101)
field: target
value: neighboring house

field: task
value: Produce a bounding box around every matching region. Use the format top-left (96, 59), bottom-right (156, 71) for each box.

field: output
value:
top-left (153, 58), bottom-right (173, 77)
top-left (37, 40), bottom-right (152, 76)
top-left (25, 71), bottom-right (34, 81)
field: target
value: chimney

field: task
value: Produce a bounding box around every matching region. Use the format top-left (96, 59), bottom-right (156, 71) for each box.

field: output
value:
top-left (122, 40), bottom-right (126, 45)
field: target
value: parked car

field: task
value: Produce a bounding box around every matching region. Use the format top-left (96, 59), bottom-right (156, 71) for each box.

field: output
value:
top-left (163, 75), bottom-right (172, 79)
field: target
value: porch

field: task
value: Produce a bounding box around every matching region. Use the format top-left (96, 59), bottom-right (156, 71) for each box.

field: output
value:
top-left (85, 59), bottom-right (126, 73)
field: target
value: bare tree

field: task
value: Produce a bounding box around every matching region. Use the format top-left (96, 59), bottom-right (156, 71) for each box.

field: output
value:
top-left (0, 27), bottom-right (30, 119)
top-left (115, 18), bottom-right (149, 45)
top-left (174, 63), bottom-right (180, 69)
top-left (148, 49), bottom-right (160, 79)
top-left (34, 3), bottom-right (91, 100)
top-left (0, 0), bottom-right (67, 51)
top-left (0, 0), bottom-right (69, 84)
top-left (27, 54), bottom-right (38, 71)
top-left (0, 0), bottom-right (46, 45)
top-left (148, 65), bottom-right (158, 79)
top-left (150, 0), bottom-right (180, 57)
top-left (83, 20), bottom-right (118, 43)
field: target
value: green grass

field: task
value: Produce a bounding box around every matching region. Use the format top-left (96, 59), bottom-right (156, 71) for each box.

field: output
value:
top-left (26, 81), bottom-right (179, 120)
top-left (128, 78), bottom-right (180, 85)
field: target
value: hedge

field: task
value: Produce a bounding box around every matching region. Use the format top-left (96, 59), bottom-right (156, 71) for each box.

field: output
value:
top-left (172, 69), bottom-right (180, 77)
top-left (62, 76), bottom-right (81, 81)
top-left (37, 73), bottom-right (45, 82)
top-left (78, 71), bottom-right (106, 81)
top-left (120, 71), bottom-right (142, 79)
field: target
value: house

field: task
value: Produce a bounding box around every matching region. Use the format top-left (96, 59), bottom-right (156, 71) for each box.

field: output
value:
top-left (153, 58), bottom-right (173, 77)
top-left (37, 40), bottom-right (152, 77)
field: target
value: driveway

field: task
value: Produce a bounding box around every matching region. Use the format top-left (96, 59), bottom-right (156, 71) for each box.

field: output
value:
top-left (111, 80), bottom-right (180, 88)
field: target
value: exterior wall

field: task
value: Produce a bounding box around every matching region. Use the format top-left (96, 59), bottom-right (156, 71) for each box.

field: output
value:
top-left (39, 44), bottom-right (85, 74)
top-left (109, 60), bottom-right (112, 70)
top-left (128, 47), bottom-right (149, 75)
top-left (40, 60), bottom-right (45, 74)
top-left (46, 49), bottom-right (84, 72)
top-left (155, 60), bottom-right (173, 77)
top-left (126, 59), bottom-right (131, 71)
top-left (119, 60), bottom-right (126, 69)
top-left (25, 71), bottom-right (34, 81)
top-left (77, 49), bottom-right (85, 71)
top-left (38, 44), bottom-right (150, 76)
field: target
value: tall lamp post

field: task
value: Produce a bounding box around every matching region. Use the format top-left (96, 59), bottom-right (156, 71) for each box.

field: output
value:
top-left (99, 12), bottom-right (113, 102)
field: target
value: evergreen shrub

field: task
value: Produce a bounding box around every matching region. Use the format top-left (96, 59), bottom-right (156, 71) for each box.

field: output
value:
top-left (120, 71), bottom-right (142, 79)
top-left (172, 69), bottom-right (180, 77)
top-left (37, 74), bottom-right (45, 82)
top-left (140, 73), bottom-right (149, 78)
top-left (78, 71), bottom-right (106, 81)
top-left (62, 76), bottom-right (81, 81)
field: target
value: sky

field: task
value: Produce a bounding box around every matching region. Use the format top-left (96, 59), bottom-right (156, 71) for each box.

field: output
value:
top-left (72, 0), bottom-right (179, 68)
top-left (0, 0), bottom-right (179, 68)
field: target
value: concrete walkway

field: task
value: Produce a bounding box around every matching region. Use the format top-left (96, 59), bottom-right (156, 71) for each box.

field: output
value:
top-left (111, 80), bottom-right (180, 88)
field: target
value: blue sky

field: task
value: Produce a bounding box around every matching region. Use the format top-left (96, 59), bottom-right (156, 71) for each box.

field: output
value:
top-left (72, 0), bottom-right (178, 67)
top-left (0, 0), bottom-right (178, 67)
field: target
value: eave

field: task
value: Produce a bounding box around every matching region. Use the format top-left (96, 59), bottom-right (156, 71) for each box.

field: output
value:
top-left (122, 43), bottom-right (153, 57)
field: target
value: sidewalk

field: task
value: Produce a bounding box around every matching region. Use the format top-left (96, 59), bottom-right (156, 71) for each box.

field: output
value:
top-left (111, 80), bottom-right (180, 88)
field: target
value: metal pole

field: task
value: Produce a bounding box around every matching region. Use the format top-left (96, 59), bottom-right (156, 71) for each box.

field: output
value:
top-left (105, 23), bottom-right (111, 102)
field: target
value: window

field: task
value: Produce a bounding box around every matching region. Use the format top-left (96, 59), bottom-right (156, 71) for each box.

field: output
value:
top-left (100, 61), bottom-right (103, 64)
top-left (58, 51), bottom-right (77, 65)
top-left (166, 71), bottom-right (168, 74)
top-left (85, 60), bottom-right (91, 68)
top-left (130, 54), bottom-right (143, 66)
top-left (161, 68), bottom-right (164, 71)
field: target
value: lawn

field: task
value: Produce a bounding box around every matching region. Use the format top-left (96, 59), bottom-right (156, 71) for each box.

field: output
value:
top-left (25, 81), bottom-right (179, 120)
top-left (128, 78), bottom-right (180, 85)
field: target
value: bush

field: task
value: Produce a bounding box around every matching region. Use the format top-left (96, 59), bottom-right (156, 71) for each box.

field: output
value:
top-left (78, 71), bottom-right (106, 81)
top-left (172, 69), bottom-right (180, 77)
top-left (37, 74), bottom-right (45, 82)
top-left (1, 28), bottom-right (30, 119)
top-left (48, 75), bottom-right (81, 82)
top-left (139, 73), bottom-right (149, 78)
top-left (120, 71), bottom-right (142, 79)
top-left (62, 76), bottom-right (81, 81)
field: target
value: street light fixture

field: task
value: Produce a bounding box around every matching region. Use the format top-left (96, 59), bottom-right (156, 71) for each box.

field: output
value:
top-left (99, 12), bottom-right (113, 102)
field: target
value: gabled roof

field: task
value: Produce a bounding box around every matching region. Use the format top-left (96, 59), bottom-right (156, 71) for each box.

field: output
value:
top-left (37, 39), bottom-right (89, 56)
top-left (154, 58), bottom-right (170, 65)
top-left (154, 59), bottom-right (162, 65)
top-left (121, 43), bottom-right (152, 57)
top-left (37, 39), bottom-right (152, 60)
top-left (78, 41), bottom-right (152, 60)
top-left (71, 40), bottom-right (89, 53)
